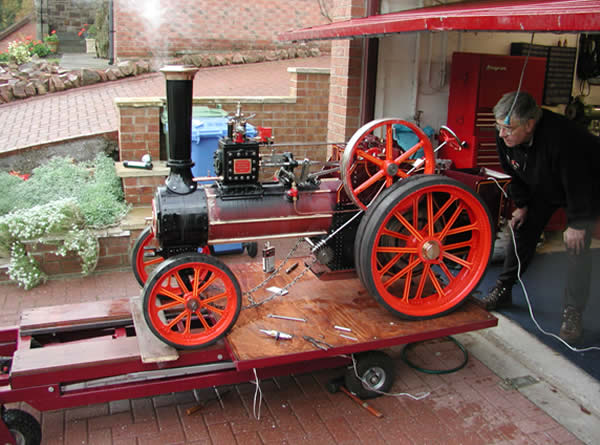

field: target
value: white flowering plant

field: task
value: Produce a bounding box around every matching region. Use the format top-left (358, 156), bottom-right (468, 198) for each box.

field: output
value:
top-left (0, 199), bottom-right (99, 289)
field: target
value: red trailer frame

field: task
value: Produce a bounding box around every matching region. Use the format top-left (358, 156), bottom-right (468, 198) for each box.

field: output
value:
top-left (0, 261), bottom-right (496, 444)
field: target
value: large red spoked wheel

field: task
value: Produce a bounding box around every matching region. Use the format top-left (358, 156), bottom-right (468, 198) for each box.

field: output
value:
top-left (355, 175), bottom-right (493, 319)
top-left (143, 253), bottom-right (242, 349)
top-left (341, 119), bottom-right (435, 210)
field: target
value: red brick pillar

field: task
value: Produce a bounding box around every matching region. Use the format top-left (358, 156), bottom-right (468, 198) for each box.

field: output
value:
top-left (327, 0), bottom-right (367, 148)
top-left (114, 98), bottom-right (162, 162)
top-left (288, 67), bottom-right (331, 150)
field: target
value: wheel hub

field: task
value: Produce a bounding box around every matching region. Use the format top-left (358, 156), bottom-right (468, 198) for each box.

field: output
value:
top-left (421, 240), bottom-right (441, 261)
top-left (385, 161), bottom-right (399, 176)
top-left (186, 298), bottom-right (200, 312)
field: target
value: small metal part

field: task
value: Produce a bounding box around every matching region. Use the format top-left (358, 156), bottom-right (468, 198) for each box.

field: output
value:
top-left (303, 335), bottom-right (333, 350)
top-left (267, 314), bottom-right (306, 323)
top-left (339, 334), bottom-right (358, 341)
top-left (259, 329), bottom-right (293, 340)
top-left (285, 262), bottom-right (299, 274)
top-left (334, 325), bottom-right (351, 332)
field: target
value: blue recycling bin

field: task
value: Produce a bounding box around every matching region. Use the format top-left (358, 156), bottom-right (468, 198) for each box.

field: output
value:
top-left (191, 116), bottom-right (256, 254)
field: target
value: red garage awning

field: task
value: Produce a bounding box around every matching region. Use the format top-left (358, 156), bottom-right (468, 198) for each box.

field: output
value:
top-left (279, 0), bottom-right (600, 42)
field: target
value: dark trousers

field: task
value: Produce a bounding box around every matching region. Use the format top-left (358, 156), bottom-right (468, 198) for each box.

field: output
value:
top-left (498, 201), bottom-right (594, 312)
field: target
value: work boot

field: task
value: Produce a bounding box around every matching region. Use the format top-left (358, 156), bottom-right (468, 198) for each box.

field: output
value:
top-left (480, 281), bottom-right (512, 310)
top-left (559, 305), bottom-right (583, 344)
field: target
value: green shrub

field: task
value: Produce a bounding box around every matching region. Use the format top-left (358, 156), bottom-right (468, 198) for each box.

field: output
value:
top-left (0, 154), bottom-right (129, 289)
top-left (0, 172), bottom-right (25, 215)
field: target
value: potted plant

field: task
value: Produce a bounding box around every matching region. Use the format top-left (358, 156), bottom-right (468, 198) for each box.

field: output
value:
top-left (78, 24), bottom-right (97, 55)
top-left (43, 30), bottom-right (59, 53)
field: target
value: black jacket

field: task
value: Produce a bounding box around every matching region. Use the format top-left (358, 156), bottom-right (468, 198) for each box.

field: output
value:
top-left (496, 109), bottom-right (600, 229)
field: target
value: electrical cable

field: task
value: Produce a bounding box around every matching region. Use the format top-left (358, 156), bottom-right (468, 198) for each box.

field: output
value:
top-left (488, 178), bottom-right (600, 352)
top-left (251, 368), bottom-right (263, 420)
top-left (505, 33), bottom-right (536, 125)
top-left (400, 336), bottom-right (469, 374)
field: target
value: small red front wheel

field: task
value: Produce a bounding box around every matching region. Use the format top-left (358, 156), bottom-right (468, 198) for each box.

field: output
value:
top-left (142, 253), bottom-right (242, 349)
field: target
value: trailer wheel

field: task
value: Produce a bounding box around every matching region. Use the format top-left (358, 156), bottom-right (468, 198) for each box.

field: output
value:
top-left (143, 253), bottom-right (242, 349)
top-left (244, 242), bottom-right (258, 258)
top-left (344, 351), bottom-right (395, 399)
top-left (356, 175), bottom-right (493, 319)
top-left (131, 226), bottom-right (165, 287)
top-left (341, 119), bottom-right (435, 210)
top-left (2, 409), bottom-right (41, 445)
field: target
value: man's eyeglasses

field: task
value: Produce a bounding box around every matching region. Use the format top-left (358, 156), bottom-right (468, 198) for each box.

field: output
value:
top-left (495, 123), bottom-right (520, 136)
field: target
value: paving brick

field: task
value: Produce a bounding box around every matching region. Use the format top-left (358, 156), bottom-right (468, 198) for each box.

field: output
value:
top-left (64, 418), bottom-right (88, 445)
top-left (207, 422), bottom-right (236, 445)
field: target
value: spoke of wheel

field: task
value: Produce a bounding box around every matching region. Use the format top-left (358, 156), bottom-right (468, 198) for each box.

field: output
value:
top-left (424, 195), bottom-right (458, 233)
top-left (392, 140), bottom-right (425, 166)
top-left (438, 202), bottom-right (465, 240)
top-left (184, 311), bottom-right (192, 335)
top-left (200, 292), bottom-right (228, 307)
top-left (427, 193), bottom-right (434, 237)
top-left (356, 148), bottom-right (385, 167)
top-left (192, 267), bottom-right (202, 298)
top-left (195, 273), bottom-right (219, 295)
top-left (204, 303), bottom-right (225, 316)
top-left (166, 309), bottom-right (188, 330)
top-left (158, 299), bottom-right (184, 311)
top-left (375, 246), bottom-right (418, 254)
top-left (393, 211), bottom-right (423, 242)
top-left (385, 124), bottom-right (393, 161)
top-left (378, 252), bottom-right (403, 276)
top-left (442, 251), bottom-right (473, 269)
top-left (443, 240), bottom-right (473, 251)
top-left (354, 168), bottom-right (386, 195)
top-left (144, 257), bottom-right (163, 267)
top-left (414, 263), bottom-right (431, 300)
top-left (427, 267), bottom-right (445, 297)
top-left (381, 256), bottom-right (422, 289)
top-left (156, 286), bottom-right (185, 304)
top-left (403, 255), bottom-right (414, 301)
top-left (195, 310), bottom-right (211, 330)
top-left (174, 271), bottom-right (190, 294)
top-left (438, 261), bottom-right (456, 284)
top-left (444, 222), bottom-right (480, 236)
top-left (380, 227), bottom-right (410, 242)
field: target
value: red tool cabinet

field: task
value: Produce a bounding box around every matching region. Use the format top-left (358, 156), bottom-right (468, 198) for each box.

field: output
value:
top-left (443, 52), bottom-right (547, 169)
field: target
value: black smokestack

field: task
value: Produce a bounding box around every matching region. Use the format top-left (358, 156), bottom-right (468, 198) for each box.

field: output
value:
top-left (160, 66), bottom-right (199, 195)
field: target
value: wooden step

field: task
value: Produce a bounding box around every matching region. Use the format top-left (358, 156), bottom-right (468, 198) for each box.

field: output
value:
top-left (130, 296), bottom-right (179, 363)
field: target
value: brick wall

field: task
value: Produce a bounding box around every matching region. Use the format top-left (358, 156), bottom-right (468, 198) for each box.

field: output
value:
top-left (115, 98), bottom-right (162, 162)
top-left (113, 0), bottom-right (334, 59)
top-left (326, 0), bottom-right (366, 149)
top-left (115, 67), bottom-right (331, 207)
top-left (0, 230), bottom-right (131, 284)
top-left (36, 0), bottom-right (97, 33)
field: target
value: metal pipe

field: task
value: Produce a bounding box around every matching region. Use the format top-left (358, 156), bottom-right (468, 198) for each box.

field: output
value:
top-left (161, 66), bottom-right (199, 195)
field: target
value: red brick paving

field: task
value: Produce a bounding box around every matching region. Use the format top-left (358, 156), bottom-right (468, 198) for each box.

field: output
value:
top-left (0, 262), bottom-right (584, 445)
top-left (0, 56), bottom-right (331, 154)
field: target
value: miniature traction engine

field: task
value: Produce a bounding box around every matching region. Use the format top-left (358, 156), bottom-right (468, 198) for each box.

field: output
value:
top-left (130, 66), bottom-right (494, 350)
